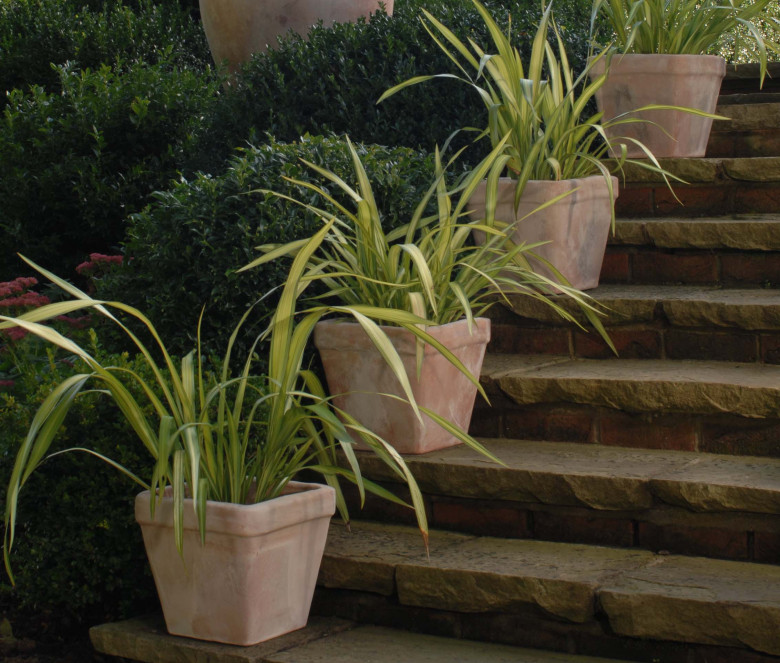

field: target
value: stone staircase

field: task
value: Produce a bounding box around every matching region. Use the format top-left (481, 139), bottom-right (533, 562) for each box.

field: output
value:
top-left (309, 93), bottom-right (780, 661)
top-left (90, 72), bottom-right (780, 663)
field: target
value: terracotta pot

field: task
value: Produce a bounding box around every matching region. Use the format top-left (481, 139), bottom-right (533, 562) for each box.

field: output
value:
top-left (200, 0), bottom-right (394, 74)
top-left (590, 54), bottom-right (726, 158)
top-left (313, 318), bottom-right (490, 454)
top-left (467, 175), bottom-right (618, 291)
top-left (135, 480), bottom-right (335, 645)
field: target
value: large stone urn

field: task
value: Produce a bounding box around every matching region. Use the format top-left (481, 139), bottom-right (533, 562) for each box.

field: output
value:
top-left (200, 0), bottom-right (394, 74)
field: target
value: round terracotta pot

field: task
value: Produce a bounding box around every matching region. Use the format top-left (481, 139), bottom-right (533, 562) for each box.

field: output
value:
top-left (590, 53), bottom-right (726, 158)
top-left (136, 481), bottom-right (335, 645)
top-left (200, 0), bottom-right (394, 74)
top-left (467, 175), bottom-right (618, 291)
top-left (313, 318), bottom-right (490, 455)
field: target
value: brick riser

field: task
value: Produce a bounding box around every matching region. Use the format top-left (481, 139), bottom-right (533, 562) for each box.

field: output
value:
top-left (617, 182), bottom-right (780, 218)
top-left (469, 398), bottom-right (780, 459)
top-left (489, 321), bottom-right (780, 364)
top-left (312, 588), bottom-right (780, 663)
top-left (707, 130), bottom-right (780, 158)
top-left (601, 246), bottom-right (780, 287)
top-left (341, 486), bottom-right (780, 565)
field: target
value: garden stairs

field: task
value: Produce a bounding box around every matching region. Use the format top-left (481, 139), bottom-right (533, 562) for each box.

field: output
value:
top-left (310, 91), bottom-right (780, 661)
top-left (89, 78), bottom-right (780, 663)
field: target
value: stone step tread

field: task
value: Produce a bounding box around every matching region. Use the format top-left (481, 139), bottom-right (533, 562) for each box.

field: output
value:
top-left (90, 615), bottom-right (636, 663)
top-left (611, 215), bottom-right (780, 249)
top-left (505, 284), bottom-right (780, 329)
top-left (320, 521), bottom-right (780, 655)
top-left (355, 438), bottom-right (780, 514)
top-left (621, 156), bottom-right (780, 184)
top-left (482, 355), bottom-right (780, 418)
top-left (713, 101), bottom-right (780, 131)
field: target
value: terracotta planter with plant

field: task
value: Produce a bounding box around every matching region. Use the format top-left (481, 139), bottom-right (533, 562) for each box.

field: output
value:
top-left (200, 0), bottom-right (393, 74)
top-left (379, 1), bottom-right (674, 292)
top-left (242, 138), bottom-right (608, 453)
top-left (589, 0), bottom-right (778, 157)
top-left (2, 248), bottom-right (440, 644)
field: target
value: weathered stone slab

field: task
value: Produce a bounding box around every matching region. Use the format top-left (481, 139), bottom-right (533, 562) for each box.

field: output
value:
top-left (650, 454), bottom-right (780, 514)
top-left (620, 158), bottom-right (722, 183)
top-left (724, 157), bottom-right (780, 182)
top-left (396, 537), bottom-right (653, 623)
top-left (355, 439), bottom-right (780, 515)
top-left (89, 614), bottom-right (355, 663)
top-left (489, 356), bottom-right (780, 418)
top-left (266, 625), bottom-right (635, 663)
top-left (599, 555), bottom-right (780, 655)
top-left (612, 216), bottom-right (780, 250)
top-left (714, 102), bottom-right (780, 131)
top-left (319, 521), bottom-right (471, 596)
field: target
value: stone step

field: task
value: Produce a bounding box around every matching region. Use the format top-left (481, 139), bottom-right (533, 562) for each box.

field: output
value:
top-left (345, 439), bottom-right (780, 563)
top-left (602, 215), bottom-right (780, 288)
top-left (708, 102), bottom-right (780, 158)
top-left (316, 520), bottom-right (780, 660)
top-left (90, 615), bottom-right (641, 663)
top-left (719, 63), bottom-right (780, 96)
top-left (472, 355), bottom-right (780, 458)
top-left (614, 157), bottom-right (780, 217)
top-left (489, 285), bottom-right (780, 363)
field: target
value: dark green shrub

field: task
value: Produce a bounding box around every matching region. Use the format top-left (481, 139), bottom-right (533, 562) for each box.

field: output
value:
top-left (0, 59), bottom-right (220, 281)
top-left (0, 0), bottom-right (210, 95)
top-left (98, 135), bottom-right (441, 358)
top-left (193, 0), bottom-right (595, 171)
top-left (0, 345), bottom-right (160, 642)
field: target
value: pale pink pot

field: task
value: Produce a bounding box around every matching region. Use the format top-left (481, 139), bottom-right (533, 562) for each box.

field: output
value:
top-left (590, 54), bottom-right (726, 158)
top-left (135, 481), bottom-right (335, 646)
top-left (467, 175), bottom-right (618, 291)
top-left (200, 0), bottom-right (394, 73)
top-left (313, 318), bottom-right (490, 455)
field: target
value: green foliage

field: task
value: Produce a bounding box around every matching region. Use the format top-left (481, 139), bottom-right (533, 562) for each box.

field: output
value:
top-left (0, 0), bottom-right (210, 95)
top-left (96, 136), bottom-right (439, 358)
top-left (0, 59), bottom-right (220, 281)
top-left (0, 347), bottom-right (158, 640)
top-left (591, 0), bottom-right (780, 79)
top-left (195, 0), bottom-right (596, 171)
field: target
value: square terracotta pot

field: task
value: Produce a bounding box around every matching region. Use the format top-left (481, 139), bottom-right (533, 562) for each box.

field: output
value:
top-left (590, 53), bottom-right (726, 158)
top-left (135, 480), bottom-right (335, 645)
top-left (313, 318), bottom-right (490, 454)
top-left (468, 175), bottom-right (618, 291)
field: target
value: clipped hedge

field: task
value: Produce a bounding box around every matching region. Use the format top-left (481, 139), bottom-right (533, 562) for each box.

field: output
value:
top-left (97, 135), bottom-right (442, 357)
top-left (0, 58), bottom-right (220, 281)
top-left (0, 347), bottom-right (160, 642)
top-left (0, 0), bottom-right (210, 96)
top-left (194, 0), bottom-right (596, 172)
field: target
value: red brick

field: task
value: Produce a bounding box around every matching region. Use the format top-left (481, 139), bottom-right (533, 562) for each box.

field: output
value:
top-left (754, 531), bottom-right (780, 564)
top-left (574, 328), bottom-right (661, 359)
top-left (654, 184), bottom-right (732, 217)
top-left (488, 325), bottom-right (570, 355)
top-left (632, 251), bottom-right (718, 284)
top-left (666, 329), bottom-right (758, 362)
top-left (503, 406), bottom-right (595, 443)
top-left (760, 333), bottom-right (780, 364)
top-left (469, 399), bottom-right (501, 437)
top-left (341, 482), bottom-right (431, 526)
top-left (700, 418), bottom-right (780, 457)
top-left (431, 497), bottom-right (530, 538)
top-left (599, 250), bottom-right (631, 282)
top-left (599, 413), bottom-right (697, 451)
top-left (705, 133), bottom-right (736, 158)
top-left (532, 508), bottom-right (634, 547)
top-left (734, 184), bottom-right (780, 214)
top-left (721, 252), bottom-right (780, 287)
top-left (614, 186), bottom-right (653, 217)
top-left (637, 522), bottom-right (748, 560)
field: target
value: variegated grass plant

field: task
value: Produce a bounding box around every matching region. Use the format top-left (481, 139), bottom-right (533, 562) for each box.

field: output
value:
top-left (2, 248), bottom-right (448, 579)
top-left (240, 136), bottom-right (615, 365)
top-left (591, 0), bottom-right (780, 84)
top-left (378, 0), bottom-right (680, 220)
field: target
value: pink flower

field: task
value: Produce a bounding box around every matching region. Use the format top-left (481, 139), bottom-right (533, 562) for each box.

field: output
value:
top-left (2, 327), bottom-right (28, 342)
top-left (0, 380), bottom-right (15, 390)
